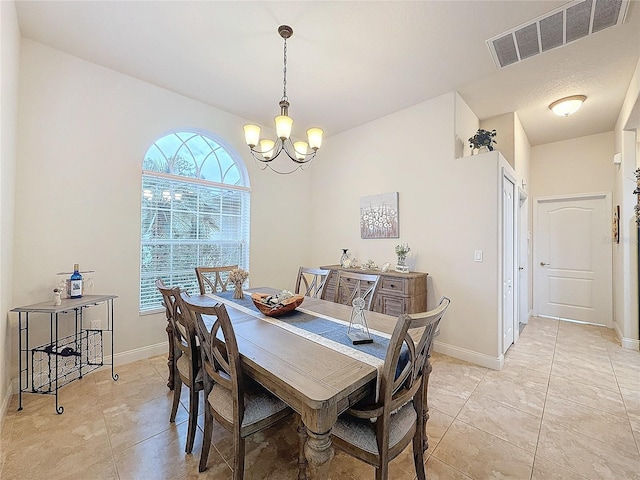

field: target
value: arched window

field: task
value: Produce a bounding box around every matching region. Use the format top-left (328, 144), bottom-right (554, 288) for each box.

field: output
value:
top-left (139, 131), bottom-right (250, 312)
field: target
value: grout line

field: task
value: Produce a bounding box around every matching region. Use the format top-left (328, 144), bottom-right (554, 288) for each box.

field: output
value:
top-left (527, 316), bottom-right (557, 480)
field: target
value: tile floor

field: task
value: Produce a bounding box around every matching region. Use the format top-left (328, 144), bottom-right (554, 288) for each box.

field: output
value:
top-left (1, 316), bottom-right (640, 479)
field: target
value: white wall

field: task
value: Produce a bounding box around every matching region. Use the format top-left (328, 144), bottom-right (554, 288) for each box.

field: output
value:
top-left (481, 113), bottom-right (514, 169)
top-left (530, 132), bottom-right (615, 199)
top-left (12, 39), bottom-right (311, 383)
top-left (0, 0), bottom-right (20, 422)
top-left (455, 92), bottom-right (478, 159)
top-left (308, 92), bottom-right (512, 368)
top-left (613, 57), bottom-right (640, 349)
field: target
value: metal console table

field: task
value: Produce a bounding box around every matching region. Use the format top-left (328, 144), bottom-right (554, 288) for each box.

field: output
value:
top-left (11, 294), bottom-right (118, 414)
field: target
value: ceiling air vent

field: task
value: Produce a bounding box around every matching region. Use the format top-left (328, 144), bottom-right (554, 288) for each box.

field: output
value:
top-left (487, 0), bottom-right (629, 69)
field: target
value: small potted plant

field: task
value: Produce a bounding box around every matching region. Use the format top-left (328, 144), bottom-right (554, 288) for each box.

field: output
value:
top-left (395, 243), bottom-right (410, 273)
top-left (469, 129), bottom-right (497, 153)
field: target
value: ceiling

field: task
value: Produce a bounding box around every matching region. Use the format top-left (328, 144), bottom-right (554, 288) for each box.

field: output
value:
top-left (14, 0), bottom-right (640, 146)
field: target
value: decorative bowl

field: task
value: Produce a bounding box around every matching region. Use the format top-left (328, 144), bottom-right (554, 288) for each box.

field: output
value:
top-left (251, 292), bottom-right (304, 317)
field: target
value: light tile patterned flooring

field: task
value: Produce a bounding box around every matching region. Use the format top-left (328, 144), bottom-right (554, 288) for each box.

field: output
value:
top-left (1, 316), bottom-right (640, 479)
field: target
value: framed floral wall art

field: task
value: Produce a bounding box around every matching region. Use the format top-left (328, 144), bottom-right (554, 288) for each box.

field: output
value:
top-left (360, 192), bottom-right (399, 239)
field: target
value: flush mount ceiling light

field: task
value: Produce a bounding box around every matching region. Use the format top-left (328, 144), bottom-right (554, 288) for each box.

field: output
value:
top-left (549, 95), bottom-right (587, 117)
top-left (243, 25), bottom-right (323, 174)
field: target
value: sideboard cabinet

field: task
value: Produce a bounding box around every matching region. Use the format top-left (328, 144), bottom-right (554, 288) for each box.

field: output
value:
top-left (320, 265), bottom-right (428, 317)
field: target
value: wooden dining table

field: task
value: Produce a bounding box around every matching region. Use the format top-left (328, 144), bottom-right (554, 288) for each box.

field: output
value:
top-left (198, 287), bottom-right (399, 479)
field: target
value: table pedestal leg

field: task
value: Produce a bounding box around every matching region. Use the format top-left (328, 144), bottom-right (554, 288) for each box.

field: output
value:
top-left (297, 418), bottom-right (308, 480)
top-left (304, 429), bottom-right (334, 480)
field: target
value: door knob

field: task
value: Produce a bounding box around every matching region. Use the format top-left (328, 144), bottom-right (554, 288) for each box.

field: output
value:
top-left (540, 262), bottom-right (550, 266)
top-left (518, 266), bottom-right (524, 270)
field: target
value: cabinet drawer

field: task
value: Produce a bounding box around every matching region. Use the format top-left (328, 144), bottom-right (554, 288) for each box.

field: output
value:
top-left (378, 295), bottom-right (407, 317)
top-left (380, 277), bottom-right (409, 295)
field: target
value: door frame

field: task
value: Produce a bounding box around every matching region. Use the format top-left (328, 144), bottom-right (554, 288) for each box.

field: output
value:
top-left (533, 192), bottom-right (612, 327)
top-left (518, 187), bottom-right (529, 325)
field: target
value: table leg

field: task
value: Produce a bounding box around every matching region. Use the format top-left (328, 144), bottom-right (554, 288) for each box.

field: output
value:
top-left (304, 429), bottom-right (334, 480)
top-left (297, 417), bottom-right (308, 480)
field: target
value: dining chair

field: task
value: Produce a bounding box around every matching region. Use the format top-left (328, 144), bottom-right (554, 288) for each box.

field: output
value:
top-left (332, 270), bottom-right (381, 311)
top-left (294, 266), bottom-right (330, 299)
top-left (179, 293), bottom-right (299, 478)
top-left (156, 279), bottom-right (203, 454)
top-left (156, 279), bottom-right (177, 390)
top-left (195, 265), bottom-right (238, 295)
top-left (329, 296), bottom-right (451, 480)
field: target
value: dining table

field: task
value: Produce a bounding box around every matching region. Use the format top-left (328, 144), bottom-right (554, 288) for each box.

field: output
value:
top-left (196, 287), bottom-right (401, 480)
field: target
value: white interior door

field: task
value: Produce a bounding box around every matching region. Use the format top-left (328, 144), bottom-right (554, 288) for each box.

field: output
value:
top-left (503, 173), bottom-right (516, 353)
top-left (535, 194), bottom-right (612, 326)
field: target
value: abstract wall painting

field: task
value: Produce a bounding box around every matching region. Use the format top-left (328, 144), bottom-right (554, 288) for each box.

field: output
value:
top-left (360, 192), bottom-right (399, 239)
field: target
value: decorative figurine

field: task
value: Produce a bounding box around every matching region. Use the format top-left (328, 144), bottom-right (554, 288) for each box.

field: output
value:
top-left (53, 288), bottom-right (62, 306)
top-left (340, 249), bottom-right (350, 268)
top-left (347, 297), bottom-right (373, 344)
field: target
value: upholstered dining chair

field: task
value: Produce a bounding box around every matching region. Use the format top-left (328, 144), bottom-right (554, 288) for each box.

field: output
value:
top-left (295, 266), bottom-right (330, 299)
top-left (332, 270), bottom-right (381, 311)
top-left (329, 296), bottom-right (451, 480)
top-left (179, 293), bottom-right (299, 478)
top-left (155, 280), bottom-right (203, 454)
top-left (195, 265), bottom-right (238, 295)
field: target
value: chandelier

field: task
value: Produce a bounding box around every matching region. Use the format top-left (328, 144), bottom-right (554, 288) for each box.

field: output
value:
top-left (243, 25), bottom-right (323, 174)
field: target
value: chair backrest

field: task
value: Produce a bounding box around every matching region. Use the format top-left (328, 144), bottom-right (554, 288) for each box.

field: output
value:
top-left (195, 265), bottom-right (239, 295)
top-left (295, 266), bottom-right (330, 299)
top-left (156, 280), bottom-right (199, 370)
top-left (376, 296), bottom-right (450, 446)
top-left (179, 293), bottom-right (246, 426)
top-left (156, 278), bottom-right (176, 328)
top-left (333, 271), bottom-right (381, 311)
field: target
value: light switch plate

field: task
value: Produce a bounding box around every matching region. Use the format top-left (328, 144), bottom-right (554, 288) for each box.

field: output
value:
top-left (474, 250), bottom-right (483, 262)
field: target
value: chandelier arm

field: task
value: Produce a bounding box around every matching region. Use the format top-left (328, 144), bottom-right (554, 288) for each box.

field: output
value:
top-left (281, 141), bottom-right (317, 164)
top-left (265, 163), bottom-right (304, 175)
top-left (249, 138), bottom-right (285, 162)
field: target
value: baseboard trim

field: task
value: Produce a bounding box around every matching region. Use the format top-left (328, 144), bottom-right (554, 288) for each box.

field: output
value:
top-left (433, 340), bottom-right (503, 370)
top-left (611, 323), bottom-right (639, 350)
top-left (621, 336), bottom-right (640, 351)
top-left (109, 341), bottom-right (169, 366)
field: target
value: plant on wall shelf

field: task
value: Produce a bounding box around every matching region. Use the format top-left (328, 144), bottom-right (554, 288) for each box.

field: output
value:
top-left (469, 129), bottom-right (497, 151)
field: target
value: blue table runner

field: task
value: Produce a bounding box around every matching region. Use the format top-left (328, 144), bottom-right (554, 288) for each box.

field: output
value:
top-left (213, 291), bottom-right (409, 381)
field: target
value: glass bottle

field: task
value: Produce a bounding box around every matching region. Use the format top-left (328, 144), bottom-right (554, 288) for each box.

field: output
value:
top-left (69, 264), bottom-right (83, 299)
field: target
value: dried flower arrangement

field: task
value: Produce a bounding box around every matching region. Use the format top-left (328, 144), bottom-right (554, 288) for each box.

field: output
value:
top-left (229, 268), bottom-right (249, 299)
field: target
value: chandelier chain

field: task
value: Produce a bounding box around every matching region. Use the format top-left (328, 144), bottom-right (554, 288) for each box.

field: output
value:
top-left (282, 37), bottom-right (288, 101)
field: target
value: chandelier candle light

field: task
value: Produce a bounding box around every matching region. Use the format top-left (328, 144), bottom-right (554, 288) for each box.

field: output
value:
top-left (243, 25), bottom-right (324, 174)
